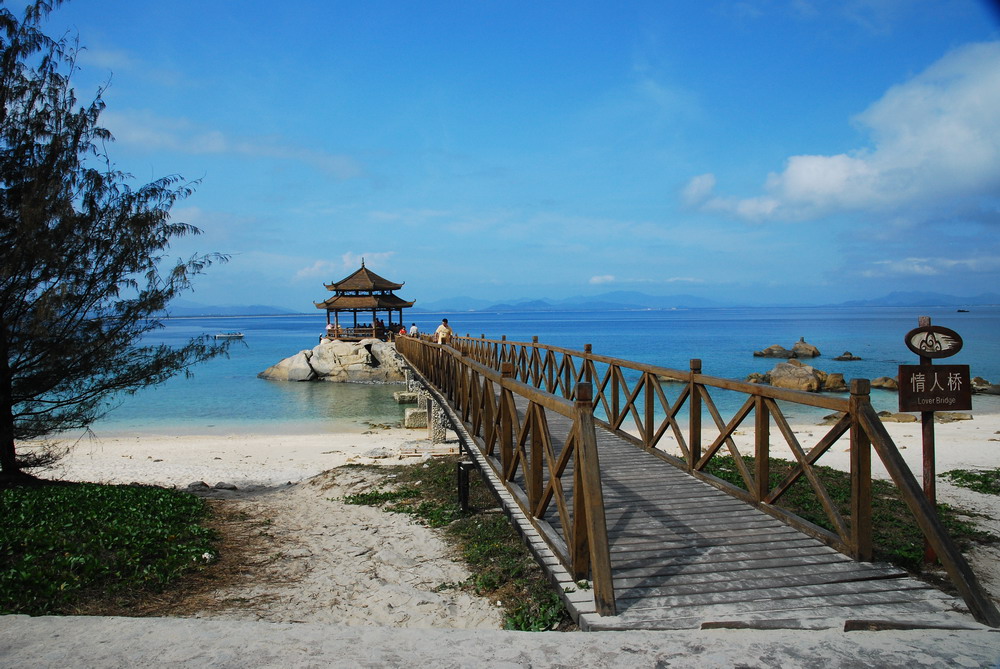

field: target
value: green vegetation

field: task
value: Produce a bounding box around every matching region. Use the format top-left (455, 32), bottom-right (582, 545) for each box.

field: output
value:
top-left (701, 455), bottom-right (996, 572)
top-left (0, 483), bottom-right (217, 615)
top-left (341, 459), bottom-right (573, 631)
top-left (941, 468), bottom-right (1000, 496)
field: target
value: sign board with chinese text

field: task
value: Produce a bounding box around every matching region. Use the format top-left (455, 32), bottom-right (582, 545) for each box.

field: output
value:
top-left (898, 364), bottom-right (972, 412)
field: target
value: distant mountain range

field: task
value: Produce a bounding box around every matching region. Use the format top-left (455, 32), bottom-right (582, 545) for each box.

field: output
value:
top-left (415, 291), bottom-right (730, 312)
top-left (166, 300), bottom-right (299, 317)
top-left (164, 290), bottom-right (1000, 317)
top-left (835, 291), bottom-right (1000, 308)
top-left (418, 290), bottom-right (1000, 312)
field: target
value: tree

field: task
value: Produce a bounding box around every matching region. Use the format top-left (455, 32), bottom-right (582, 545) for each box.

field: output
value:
top-left (0, 1), bottom-right (228, 478)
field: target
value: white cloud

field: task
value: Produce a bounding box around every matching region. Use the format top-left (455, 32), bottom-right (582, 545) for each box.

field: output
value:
top-left (101, 110), bottom-right (363, 179)
top-left (589, 275), bottom-right (616, 284)
top-left (861, 255), bottom-right (1000, 277)
top-left (294, 260), bottom-right (339, 281)
top-left (681, 173), bottom-right (716, 207)
top-left (78, 46), bottom-right (137, 71)
top-left (699, 41), bottom-right (1000, 222)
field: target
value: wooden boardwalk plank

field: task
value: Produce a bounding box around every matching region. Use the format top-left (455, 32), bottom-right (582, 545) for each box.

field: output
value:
top-left (423, 376), bottom-right (978, 631)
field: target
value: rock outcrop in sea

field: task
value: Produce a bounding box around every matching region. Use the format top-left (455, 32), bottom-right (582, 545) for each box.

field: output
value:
top-left (747, 359), bottom-right (848, 393)
top-left (258, 339), bottom-right (407, 383)
top-left (753, 337), bottom-right (820, 359)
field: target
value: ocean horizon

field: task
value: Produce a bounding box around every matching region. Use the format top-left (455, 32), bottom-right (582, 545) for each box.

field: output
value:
top-left (85, 306), bottom-right (1000, 437)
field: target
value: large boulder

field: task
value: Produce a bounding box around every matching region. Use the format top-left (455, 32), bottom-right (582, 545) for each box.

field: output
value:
top-left (259, 339), bottom-right (407, 383)
top-left (822, 372), bottom-right (847, 392)
top-left (258, 350), bottom-right (316, 381)
top-left (972, 377), bottom-right (1000, 395)
top-left (769, 362), bottom-right (822, 392)
top-left (753, 338), bottom-right (820, 358)
top-left (834, 351), bottom-right (862, 361)
top-left (872, 376), bottom-right (899, 391)
top-left (753, 344), bottom-right (796, 358)
top-left (791, 338), bottom-right (820, 358)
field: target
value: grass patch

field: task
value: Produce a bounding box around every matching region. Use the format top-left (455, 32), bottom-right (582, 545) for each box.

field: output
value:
top-left (700, 455), bottom-right (996, 572)
top-left (0, 482), bottom-right (218, 615)
top-left (341, 458), bottom-right (573, 631)
top-left (940, 468), bottom-right (1000, 496)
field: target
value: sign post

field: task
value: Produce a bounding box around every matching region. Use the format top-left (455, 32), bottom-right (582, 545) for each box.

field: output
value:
top-left (898, 317), bottom-right (970, 563)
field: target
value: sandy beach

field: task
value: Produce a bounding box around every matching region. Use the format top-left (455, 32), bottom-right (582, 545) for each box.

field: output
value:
top-left (7, 412), bottom-right (1000, 666)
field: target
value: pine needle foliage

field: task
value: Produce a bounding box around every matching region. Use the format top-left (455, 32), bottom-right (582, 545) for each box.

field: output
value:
top-left (0, 1), bottom-right (228, 475)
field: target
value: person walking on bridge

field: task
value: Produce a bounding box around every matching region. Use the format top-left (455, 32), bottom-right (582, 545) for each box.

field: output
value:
top-left (435, 318), bottom-right (453, 345)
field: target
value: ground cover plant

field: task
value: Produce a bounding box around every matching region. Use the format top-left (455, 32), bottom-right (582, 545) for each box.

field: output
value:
top-left (701, 455), bottom-right (996, 572)
top-left (0, 483), bottom-right (218, 615)
top-left (342, 458), bottom-right (573, 631)
top-left (940, 468), bottom-right (1000, 496)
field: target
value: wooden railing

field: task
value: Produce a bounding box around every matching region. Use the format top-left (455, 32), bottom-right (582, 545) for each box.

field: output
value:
top-left (396, 335), bottom-right (617, 616)
top-left (414, 333), bottom-right (1000, 627)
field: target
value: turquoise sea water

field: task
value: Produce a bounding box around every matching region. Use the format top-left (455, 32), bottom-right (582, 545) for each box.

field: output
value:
top-left (90, 306), bottom-right (1000, 436)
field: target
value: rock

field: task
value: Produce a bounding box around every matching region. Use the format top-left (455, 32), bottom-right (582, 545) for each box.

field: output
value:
top-left (972, 377), bottom-right (1000, 395)
top-left (834, 351), bottom-right (862, 361)
top-left (871, 376), bottom-right (898, 391)
top-left (186, 481), bottom-right (210, 491)
top-left (745, 372), bottom-right (770, 384)
top-left (769, 362), bottom-right (821, 392)
top-left (936, 412), bottom-right (973, 423)
top-left (754, 344), bottom-right (796, 358)
top-left (393, 391), bottom-right (421, 404)
top-left (822, 373), bottom-right (847, 392)
top-left (880, 412), bottom-right (918, 423)
top-left (822, 412), bottom-right (846, 424)
top-left (404, 408), bottom-right (428, 429)
top-left (362, 446), bottom-right (394, 459)
top-left (259, 339), bottom-right (407, 383)
top-left (214, 481), bottom-right (238, 490)
top-left (791, 337), bottom-right (820, 358)
top-left (753, 338), bottom-right (819, 359)
top-left (258, 350), bottom-right (316, 382)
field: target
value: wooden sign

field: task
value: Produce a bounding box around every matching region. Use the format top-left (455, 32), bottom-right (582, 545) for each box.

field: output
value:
top-left (904, 325), bottom-right (963, 359)
top-left (898, 364), bottom-right (972, 412)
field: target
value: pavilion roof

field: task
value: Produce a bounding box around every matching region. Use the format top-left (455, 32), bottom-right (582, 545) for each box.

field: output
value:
top-left (325, 262), bottom-right (404, 292)
top-left (314, 293), bottom-right (415, 311)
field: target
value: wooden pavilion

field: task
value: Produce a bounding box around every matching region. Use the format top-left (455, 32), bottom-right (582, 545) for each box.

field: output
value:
top-left (314, 260), bottom-right (415, 341)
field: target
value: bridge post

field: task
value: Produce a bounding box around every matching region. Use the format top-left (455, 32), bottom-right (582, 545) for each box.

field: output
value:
top-left (689, 359), bottom-right (702, 469)
top-left (572, 381), bottom-right (617, 616)
top-left (754, 395), bottom-right (769, 502)
top-left (500, 362), bottom-right (515, 477)
top-left (850, 379), bottom-right (873, 561)
top-left (531, 336), bottom-right (540, 386)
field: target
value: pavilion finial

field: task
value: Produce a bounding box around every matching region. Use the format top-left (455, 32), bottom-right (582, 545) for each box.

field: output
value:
top-left (361, 257), bottom-right (365, 268)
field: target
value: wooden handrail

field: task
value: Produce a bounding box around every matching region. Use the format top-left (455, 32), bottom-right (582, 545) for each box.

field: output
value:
top-left (396, 336), bottom-right (617, 616)
top-left (439, 333), bottom-right (1000, 627)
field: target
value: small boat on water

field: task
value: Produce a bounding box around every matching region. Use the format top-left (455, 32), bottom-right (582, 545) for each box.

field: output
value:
top-left (214, 332), bottom-right (245, 340)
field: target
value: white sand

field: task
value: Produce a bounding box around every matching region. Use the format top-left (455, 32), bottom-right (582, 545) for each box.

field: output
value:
top-left (23, 427), bottom-right (502, 631)
top-left (8, 413), bottom-right (1000, 666)
top-left (33, 428), bottom-right (431, 489)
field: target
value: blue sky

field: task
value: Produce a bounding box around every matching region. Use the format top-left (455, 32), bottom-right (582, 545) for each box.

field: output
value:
top-left (43, 0), bottom-right (1000, 309)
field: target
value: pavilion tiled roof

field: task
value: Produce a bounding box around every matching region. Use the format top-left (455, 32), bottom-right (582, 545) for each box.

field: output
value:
top-left (314, 293), bottom-right (415, 310)
top-left (314, 261), bottom-right (414, 311)
top-left (324, 263), bottom-right (403, 292)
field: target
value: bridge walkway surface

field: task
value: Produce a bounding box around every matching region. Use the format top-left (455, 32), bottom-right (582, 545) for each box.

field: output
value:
top-left (438, 385), bottom-right (979, 632)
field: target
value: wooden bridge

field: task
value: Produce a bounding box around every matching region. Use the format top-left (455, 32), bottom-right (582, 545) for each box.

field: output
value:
top-left (395, 335), bottom-right (1000, 631)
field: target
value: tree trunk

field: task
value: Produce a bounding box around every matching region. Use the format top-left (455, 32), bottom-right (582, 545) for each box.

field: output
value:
top-left (0, 334), bottom-right (18, 474)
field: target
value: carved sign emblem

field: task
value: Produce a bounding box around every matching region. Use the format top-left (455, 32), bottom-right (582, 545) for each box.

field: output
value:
top-left (903, 325), bottom-right (963, 359)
